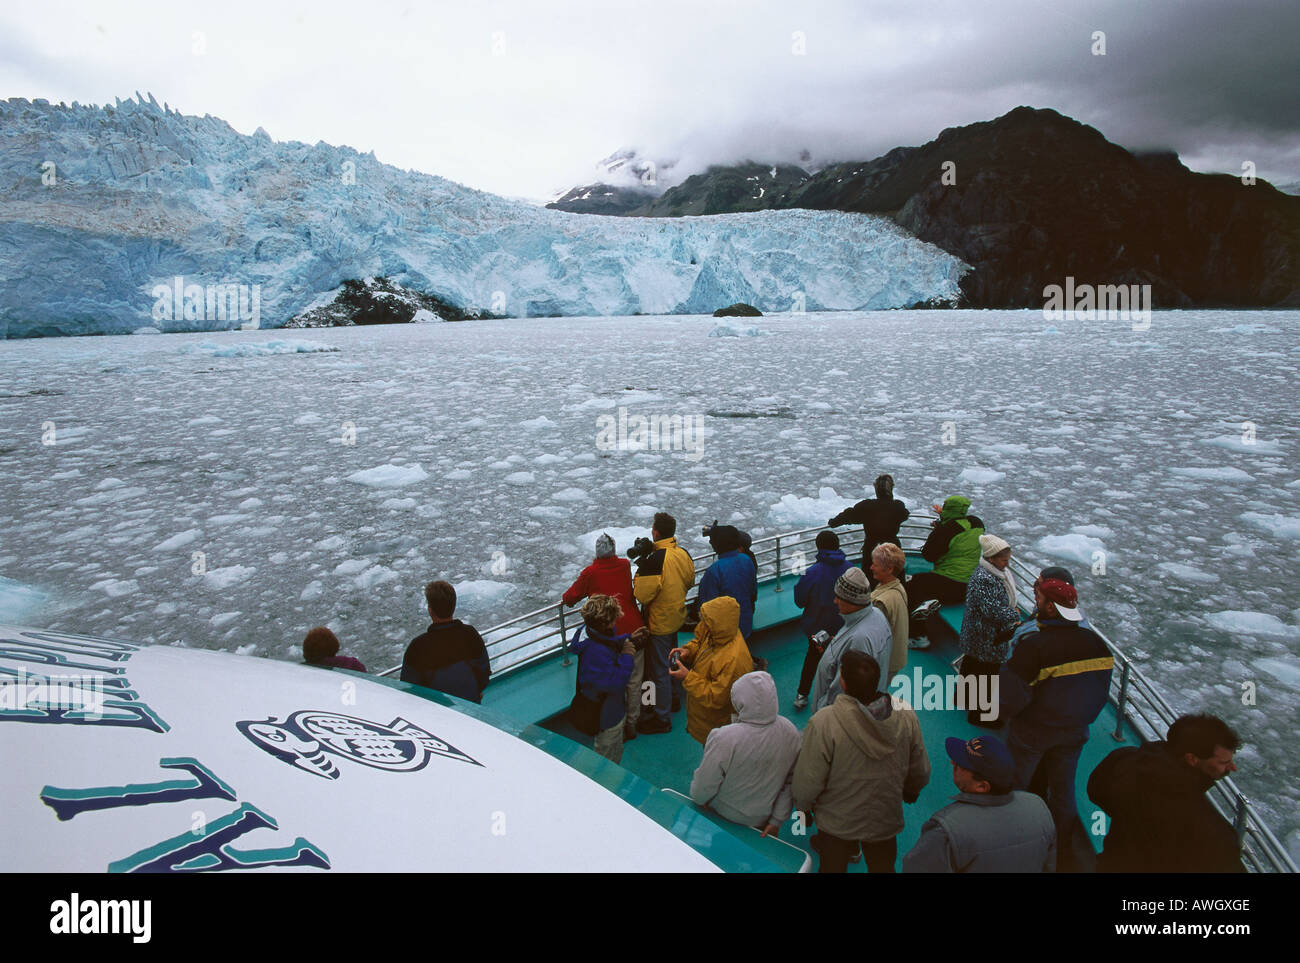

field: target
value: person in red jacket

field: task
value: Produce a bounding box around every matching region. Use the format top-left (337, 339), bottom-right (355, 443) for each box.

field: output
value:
top-left (564, 533), bottom-right (646, 740)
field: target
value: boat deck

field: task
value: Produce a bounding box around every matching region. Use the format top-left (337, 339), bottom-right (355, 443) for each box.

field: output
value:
top-left (482, 557), bottom-right (1135, 872)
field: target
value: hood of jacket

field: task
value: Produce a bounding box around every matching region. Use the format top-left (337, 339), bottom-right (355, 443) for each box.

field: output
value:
top-left (831, 692), bottom-right (904, 759)
top-left (730, 670), bottom-right (778, 725)
top-left (698, 595), bottom-right (742, 647)
top-left (939, 495), bottom-right (971, 522)
top-left (816, 548), bottom-right (847, 566)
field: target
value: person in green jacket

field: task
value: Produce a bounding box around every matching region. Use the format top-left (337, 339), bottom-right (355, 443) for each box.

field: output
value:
top-left (906, 495), bottom-right (985, 645)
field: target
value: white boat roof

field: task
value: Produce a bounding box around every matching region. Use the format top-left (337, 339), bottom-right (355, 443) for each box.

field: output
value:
top-left (0, 625), bottom-right (720, 872)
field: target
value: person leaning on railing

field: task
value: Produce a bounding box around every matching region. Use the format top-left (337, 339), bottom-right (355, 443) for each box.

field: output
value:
top-left (302, 626), bottom-right (367, 673)
top-left (1087, 713), bottom-right (1245, 873)
top-left (567, 595), bottom-right (649, 765)
top-left (828, 473), bottom-right (910, 581)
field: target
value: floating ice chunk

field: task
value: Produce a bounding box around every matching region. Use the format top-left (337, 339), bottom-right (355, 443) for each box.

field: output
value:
top-left (445, 468), bottom-right (473, 480)
top-left (132, 326), bottom-right (161, 335)
top-left (1071, 524), bottom-right (1114, 539)
top-left (90, 578), bottom-right (140, 597)
top-left (1203, 435), bottom-right (1283, 455)
top-left (453, 579), bottom-right (515, 607)
top-left (504, 471), bottom-right (536, 486)
top-left (708, 321), bottom-right (765, 338)
top-left (355, 565), bottom-right (399, 589)
top-left (411, 309), bottom-right (443, 323)
top-left (154, 601), bottom-right (177, 615)
top-left (1240, 512), bottom-right (1300, 539)
top-left (1036, 533), bottom-right (1105, 568)
top-left (182, 339), bottom-right (339, 357)
top-left (75, 486), bottom-right (147, 505)
top-left (381, 497), bottom-right (417, 510)
top-left (879, 453), bottom-right (922, 469)
top-left (770, 486), bottom-right (850, 528)
top-left (152, 528), bottom-right (202, 552)
top-left (1170, 466), bottom-right (1255, 482)
top-left (235, 642), bottom-right (258, 655)
top-left (188, 415), bottom-right (222, 426)
top-left (572, 397), bottom-right (616, 411)
top-left (0, 576), bottom-right (47, 622)
top-left (959, 468), bottom-right (1005, 485)
top-left (553, 487), bottom-right (588, 502)
top-left (293, 412), bottom-right (324, 425)
top-left (238, 497), bottom-right (263, 509)
top-left (316, 535), bottom-right (346, 550)
top-left (300, 580), bottom-right (323, 600)
top-left (203, 565), bottom-right (255, 589)
top-left (521, 416), bottom-right (557, 430)
top-left (210, 612), bottom-right (239, 628)
top-left (96, 477), bottom-right (126, 490)
top-left (534, 454), bottom-right (563, 465)
top-left (346, 463), bottom-right (429, 487)
top-left (1155, 562), bottom-right (1219, 584)
top-left (1206, 611), bottom-right (1299, 638)
top-left (1255, 657), bottom-right (1300, 689)
top-left (334, 559), bottom-right (370, 576)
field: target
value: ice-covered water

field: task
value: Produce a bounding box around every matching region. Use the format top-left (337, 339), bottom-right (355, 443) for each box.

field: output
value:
top-left (1, 309), bottom-right (1297, 851)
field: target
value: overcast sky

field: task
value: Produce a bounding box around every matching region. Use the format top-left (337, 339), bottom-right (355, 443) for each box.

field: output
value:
top-left (3, 0), bottom-right (1297, 200)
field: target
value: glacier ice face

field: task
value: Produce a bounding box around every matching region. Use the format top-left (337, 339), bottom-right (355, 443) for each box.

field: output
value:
top-left (0, 97), bottom-right (969, 337)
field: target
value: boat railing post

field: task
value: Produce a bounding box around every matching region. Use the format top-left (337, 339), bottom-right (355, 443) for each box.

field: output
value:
top-left (773, 535), bottom-right (783, 592)
top-left (1233, 794), bottom-right (1250, 846)
top-left (558, 603), bottom-right (570, 666)
top-left (1111, 658), bottom-right (1131, 741)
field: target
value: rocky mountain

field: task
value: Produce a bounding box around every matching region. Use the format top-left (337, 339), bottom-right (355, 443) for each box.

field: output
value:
top-left (0, 96), bottom-right (969, 337)
top-left (554, 108), bottom-right (1300, 308)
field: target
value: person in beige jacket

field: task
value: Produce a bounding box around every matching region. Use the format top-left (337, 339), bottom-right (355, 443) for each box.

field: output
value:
top-left (793, 650), bottom-right (931, 872)
top-left (869, 543), bottom-right (910, 680)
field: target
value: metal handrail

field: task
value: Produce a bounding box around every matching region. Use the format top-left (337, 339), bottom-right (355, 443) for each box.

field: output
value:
top-left (373, 514), bottom-right (1295, 873)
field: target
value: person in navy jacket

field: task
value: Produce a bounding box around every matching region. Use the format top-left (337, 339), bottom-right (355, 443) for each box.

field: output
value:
top-left (401, 580), bottom-right (491, 703)
top-left (698, 524), bottom-right (757, 641)
top-left (568, 594), bottom-right (646, 763)
top-left (791, 530), bottom-right (852, 710)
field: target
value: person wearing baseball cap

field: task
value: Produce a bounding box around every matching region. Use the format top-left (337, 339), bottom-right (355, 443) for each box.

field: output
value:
top-left (998, 574), bottom-right (1114, 871)
top-left (1006, 565), bottom-right (1092, 657)
top-left (902, 734), bottom-right (1056, 873)
top-left (809, 568), bottom-right (894, 712)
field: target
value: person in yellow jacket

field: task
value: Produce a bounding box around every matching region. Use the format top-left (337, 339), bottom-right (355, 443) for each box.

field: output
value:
top-left (668, 595), bottom-right (754, 744)
top-left (633, 512), bottom-right (695, 735)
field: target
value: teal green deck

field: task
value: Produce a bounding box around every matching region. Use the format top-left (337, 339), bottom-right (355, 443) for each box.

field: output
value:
top-left (477, 556), bottom-right (1138, 872)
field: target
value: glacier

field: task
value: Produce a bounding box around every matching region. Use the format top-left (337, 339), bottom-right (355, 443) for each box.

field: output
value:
top-left (0, 96), bottom-right (968, 337)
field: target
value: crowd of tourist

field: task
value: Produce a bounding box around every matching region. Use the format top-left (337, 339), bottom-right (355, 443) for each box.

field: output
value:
top-left (297, 492), bottom-right (1248, 874)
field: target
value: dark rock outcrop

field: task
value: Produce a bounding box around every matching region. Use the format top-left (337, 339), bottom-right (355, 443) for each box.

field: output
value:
top-left (713, 302), bottom-right (763, 317)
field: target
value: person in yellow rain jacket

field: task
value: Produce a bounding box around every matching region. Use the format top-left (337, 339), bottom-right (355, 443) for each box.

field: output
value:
top-left (669, 595), bottom-right (754, 744)
top-left (632, 512), bottom-right (695, 736)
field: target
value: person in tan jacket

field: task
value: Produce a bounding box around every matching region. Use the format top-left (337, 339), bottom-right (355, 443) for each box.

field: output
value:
top-left (633, 512), bottom-right (695, 734)
top-left (793, 650), bottom-right (931, 872)
top-left (869, 543), bottom-right (910, 680)
top-left (669, 595), bottom-right (754, 744)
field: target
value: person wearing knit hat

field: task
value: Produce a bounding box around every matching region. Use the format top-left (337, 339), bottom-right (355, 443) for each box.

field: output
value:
top-left (956, 533), bottom-right (1024, 728)
top-left (810, 567), bottom-right (894, 712)
top-left (562, 532), bottom-right (644, 738)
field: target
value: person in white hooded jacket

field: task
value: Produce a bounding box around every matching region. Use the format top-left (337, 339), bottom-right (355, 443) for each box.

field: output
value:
top-left (689, 671), bottom-right (802, 836)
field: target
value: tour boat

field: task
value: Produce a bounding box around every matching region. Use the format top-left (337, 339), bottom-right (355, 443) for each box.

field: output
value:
top-left (4, 515), bottom-right (1293, 872)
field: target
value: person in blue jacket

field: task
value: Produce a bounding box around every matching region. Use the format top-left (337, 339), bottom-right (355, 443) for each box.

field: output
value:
top-left (568, 594), bottom-right (646, 763)
top-left (792, 530), bottom-right (852, 710)
top-left (698, 524), bottom-right (758, 642)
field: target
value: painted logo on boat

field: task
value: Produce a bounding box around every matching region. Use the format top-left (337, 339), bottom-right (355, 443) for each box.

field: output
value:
top-left (237, 711), bottom-right (482, 779)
